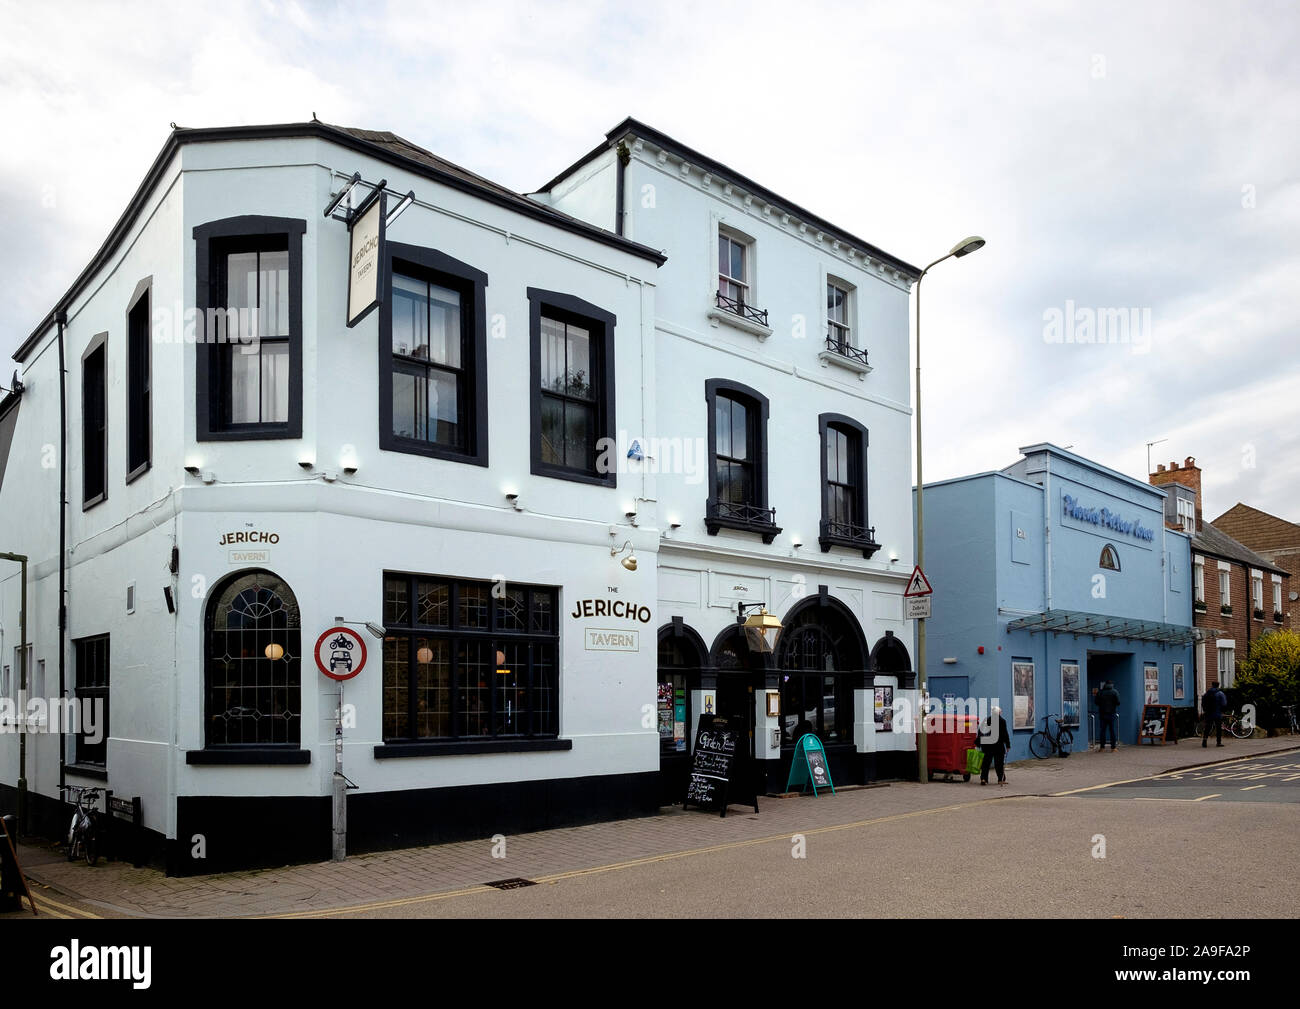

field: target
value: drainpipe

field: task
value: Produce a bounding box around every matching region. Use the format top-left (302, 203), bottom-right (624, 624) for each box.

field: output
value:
top-left (1043, 454), bottom-right (1053, 612)
top-left (57, 310), bottom-right (68, 803)
top-left (614, 141), bottom-right (629, 237)
top-left (0, 553), bottom-right (27, 833)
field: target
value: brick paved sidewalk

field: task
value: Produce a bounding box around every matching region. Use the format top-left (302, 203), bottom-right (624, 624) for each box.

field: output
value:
top-left (17, 735), bottom-right (1299, 919)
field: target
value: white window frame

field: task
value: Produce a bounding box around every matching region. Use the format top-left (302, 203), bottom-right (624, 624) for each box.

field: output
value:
top-left (717, 227), bottom-right (752, 308)
top-left (1216, 641), bottom-right (1235, 688)
top-left (1252, 569), bottom-right (1264, 616)
top-left (1193, 559), bottom-right (1205, 603)
top-left (1273, 578), bottom-right (1282, 616)
top-left (1218, 567), bottom-right (1230, 606)
top-left (826, 277), bottom-right (853, 349)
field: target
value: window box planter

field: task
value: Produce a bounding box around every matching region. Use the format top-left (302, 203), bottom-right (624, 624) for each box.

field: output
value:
top-left (1193, 600), bottom-right (1207, 612)
top-left (1220, 604), bottom-right (1232, 616)
top-left (1274, 610), bottom-right (1285, 623)
top-left (1253, 607), bottom-right (1265, 620)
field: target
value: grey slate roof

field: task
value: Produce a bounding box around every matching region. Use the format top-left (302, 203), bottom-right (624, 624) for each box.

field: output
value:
top-left (1193, 520), bottom-right (1287, 575)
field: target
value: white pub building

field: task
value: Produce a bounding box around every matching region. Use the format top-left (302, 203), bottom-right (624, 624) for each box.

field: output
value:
top-left (0, 118), bottom-right (920, 873)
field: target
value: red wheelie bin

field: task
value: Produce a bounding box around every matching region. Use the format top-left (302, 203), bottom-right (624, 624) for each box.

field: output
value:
top-left (919, 715), bottom-right (980, 781)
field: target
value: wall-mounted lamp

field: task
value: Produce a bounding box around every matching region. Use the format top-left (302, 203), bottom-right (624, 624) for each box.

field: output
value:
top-left (791, 536), bottom-right (803, 549)
top-left (505, 490), bottom-right (522, 511)
top-left (323, 172), bottom-right (363, 218)
top-left (888, 549), bottom-right (899, 563)
top-left (736, 602), bottom-right (782, 654)
top-left (386, 190), bottom-right (415, 227)
top-left (611, 540), bottom-right (638, 571)
top-left (669, 518), bottom-right (682, 530)
top-left (184, 465), bottom-right (200, 476)
top-left (334, 617), bottom-right (388, 639)
top-left (343, 465), bottom-right (358, 476)
top-left (942, 657), bottom-right (957, 665)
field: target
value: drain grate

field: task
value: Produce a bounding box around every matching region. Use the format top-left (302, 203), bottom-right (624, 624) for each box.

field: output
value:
top-left (484, 877), bottom-right (537, 890)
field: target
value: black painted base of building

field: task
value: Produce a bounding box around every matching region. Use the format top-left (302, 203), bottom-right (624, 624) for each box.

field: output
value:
top-left (0, 781), bottom-right (170, 870)
top-left (165, 769), bottom-right (662, 876)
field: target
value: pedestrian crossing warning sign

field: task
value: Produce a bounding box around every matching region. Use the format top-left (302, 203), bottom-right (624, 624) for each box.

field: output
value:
top-left (904, 566), bottom-right (933, 597)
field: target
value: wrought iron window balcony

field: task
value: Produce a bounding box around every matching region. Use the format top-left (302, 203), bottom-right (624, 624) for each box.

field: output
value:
top-left (706, 499), bottom-right (782, 543)
top-left (824, 332), bottom-right (869, 368)
top-left (819, 518), bottom-right (880, 558)
top-left (715, 290), bottom-right (769, 328)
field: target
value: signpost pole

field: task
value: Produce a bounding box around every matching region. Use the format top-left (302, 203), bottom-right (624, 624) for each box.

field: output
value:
top-left (333, 684), bottom-right (346, 862)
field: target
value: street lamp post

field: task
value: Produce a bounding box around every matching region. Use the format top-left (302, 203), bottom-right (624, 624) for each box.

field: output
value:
top-left (914, 237), bottom-right (985, 784)
top-left (1, 552), bottom-right (28, 831)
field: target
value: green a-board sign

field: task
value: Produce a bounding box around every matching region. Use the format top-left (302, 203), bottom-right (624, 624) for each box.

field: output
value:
top-left (786, 733), bottom-right (835, 795)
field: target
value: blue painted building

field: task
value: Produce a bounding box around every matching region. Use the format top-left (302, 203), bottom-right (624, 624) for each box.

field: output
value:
top-left (918, 444), bottom-right (1196, 761)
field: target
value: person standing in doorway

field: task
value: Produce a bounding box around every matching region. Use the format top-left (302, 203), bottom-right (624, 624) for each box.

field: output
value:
top-left (1202, 680), bottom-right (1228, 748)
top-left (1095, 680), bottom-right (1120, 751)
top-left (978, 706), bottom-right (1011, 786)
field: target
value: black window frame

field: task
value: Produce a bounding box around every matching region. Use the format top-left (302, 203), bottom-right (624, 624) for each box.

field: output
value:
top-left (528, 288), bottom-right (617, 487)
top-left (378, 572), bottom-right (562, 749)
top-left (818, 413), bottom-right (878, 557)
top-left (126, 276), bottom-right (152, 482)
top-left (379, 241), bottom-right (489, 465)
top-left (73, 634), bottom-right (110, 768)
top-left (81, 333), bottom-right (108, 509)
top-left (194, 215), bottom-right (306, 442)
top-left (705, 378), bottom-right (780, 542)
top-left (1100, 544), bottom-right (1120, 571)
top-left (201, 568), bottom-right (304, 753)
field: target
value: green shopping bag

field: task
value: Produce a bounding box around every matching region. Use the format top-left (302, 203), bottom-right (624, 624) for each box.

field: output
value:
top-left (965, 748), bottom-right (985, 775)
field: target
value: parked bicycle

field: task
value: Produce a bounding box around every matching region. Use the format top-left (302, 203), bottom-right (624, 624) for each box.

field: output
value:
top-left (1282, 705), bottom-right (1299, 736)
top-left (1197, 710), bottom-right (1255, 740)
top-left (63, 784), bottom-right (102, 866)
top-left (1029, 714), bottom-right (1073, 758)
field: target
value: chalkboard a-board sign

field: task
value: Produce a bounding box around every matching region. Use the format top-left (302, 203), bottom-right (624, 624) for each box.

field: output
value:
top-left (1140, 703), bottom-right (1174, 745)
top-left (683, 715), bottom-right (759, 817)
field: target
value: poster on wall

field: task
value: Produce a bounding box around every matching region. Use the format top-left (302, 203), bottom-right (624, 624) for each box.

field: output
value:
top-left (1060, 662), bottom-right (1081, 727)
top-left (1173, 663), bottom-right (1185, 701)
top-left (1144, 663), bottom-right (1160, 704)
top-left (874, 686), bottom-right (894, 732)
top-left (1012, 661), bottom-right (1035, 730)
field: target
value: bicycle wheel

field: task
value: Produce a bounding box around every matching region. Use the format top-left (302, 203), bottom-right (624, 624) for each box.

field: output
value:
top-left (1029, 732), bottom-right (1052, 758)
top-left (84, 831), bottom-right (98, 867)
top-left (1058, 729), bottom-right (1073, 755)
top-left (1230, 718), bottom-right (1253, 740)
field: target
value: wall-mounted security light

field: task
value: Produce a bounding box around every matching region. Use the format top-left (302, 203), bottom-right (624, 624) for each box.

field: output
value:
top-left (669, 518), bottom-right (682, 530)
top-left (386, 190), bottom-right (415, 228)
top-left (334, 617), bottom-right (387, 639)
top-left (505, 490), bottom-right (522, 511)
top-left (791, 536), bottom-right (803, 549)
top-left (343, 465), bottom-right (358, 476)
top-left (323, 172), bottom-right (362, 218)
top-left (184, 465), bottom-right (200, 476)
top-left (889, 550), bottom-right (899, 563)
top-left (942, 657), bottom-right (957, 665)
top-left (298, 459), bottom-right (314, 471)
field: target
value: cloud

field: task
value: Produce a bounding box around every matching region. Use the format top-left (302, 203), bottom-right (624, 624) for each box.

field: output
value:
top-left (2, 0), bottom-right (1297, 516)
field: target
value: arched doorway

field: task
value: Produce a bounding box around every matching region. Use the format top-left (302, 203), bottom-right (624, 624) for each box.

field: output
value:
top-left (657, 621), bottom-right (708, 804)
top-left (204, 569), bottom-right (302, 748)
top-left (870, 630), bottom-right (912, 680)
top-left (776, 595), bottom-right (870, 785)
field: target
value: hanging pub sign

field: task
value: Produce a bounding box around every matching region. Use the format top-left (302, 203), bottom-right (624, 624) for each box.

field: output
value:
top-left (346, 189), bottom-right (386, 328)
top-left (683, 715), bottom-right (758, 817)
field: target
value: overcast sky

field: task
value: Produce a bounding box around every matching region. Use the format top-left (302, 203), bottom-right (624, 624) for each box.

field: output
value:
top-left (2, 0), bottom-right (1297, 522)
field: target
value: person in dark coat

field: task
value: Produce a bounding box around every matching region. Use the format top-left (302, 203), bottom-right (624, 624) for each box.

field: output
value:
top-left (1201, 681), bottom-right (1228, 747)
top-left (1095, 680), bottom-right (1121, 751)
top-left (978, 706), bottom-right (1011, 785)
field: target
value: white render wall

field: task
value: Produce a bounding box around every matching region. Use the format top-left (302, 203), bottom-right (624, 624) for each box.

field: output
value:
top-left (544, 133), bottom-right (917, 661)
top-left (2, 133), bottom-right (663, 843)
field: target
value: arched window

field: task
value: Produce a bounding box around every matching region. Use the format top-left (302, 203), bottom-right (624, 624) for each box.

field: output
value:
top-left (776, 599), bottom-right (868, 746)
top-left (1100, 544), bottom-right (1120, 571)
top-left (205, 570), bottom-right (301, 747)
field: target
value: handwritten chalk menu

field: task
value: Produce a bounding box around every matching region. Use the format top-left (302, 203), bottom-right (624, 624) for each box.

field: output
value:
top-left (1140, 703), bottom-right (1174, 745)
top-left (683, 715), bottom-right (758, 817)
top-left (804, 747), bottom-right (830, 789)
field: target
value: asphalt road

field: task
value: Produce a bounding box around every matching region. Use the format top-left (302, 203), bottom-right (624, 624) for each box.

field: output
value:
top-left (321, 790), bottom-right (1300, 918)
top-left (1075, 755), bottom-right (1300, 804)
